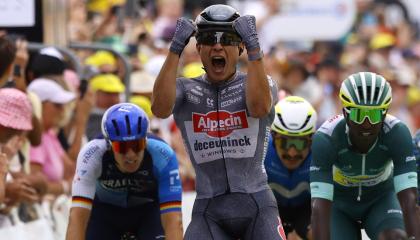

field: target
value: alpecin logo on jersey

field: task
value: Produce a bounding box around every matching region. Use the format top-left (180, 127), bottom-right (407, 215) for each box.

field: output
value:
top-left (192, 110), bottom-right (248, 137)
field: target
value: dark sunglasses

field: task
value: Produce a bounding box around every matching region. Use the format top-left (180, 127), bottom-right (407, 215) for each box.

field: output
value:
top-left (273, 135), bottom-right (311, 151)
top-left (111, 138), bottom-right (146, 154)
top-left (196, 31), bottom-right (242, 46)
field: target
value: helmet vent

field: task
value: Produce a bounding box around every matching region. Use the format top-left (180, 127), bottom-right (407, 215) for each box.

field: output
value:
top-left (137, 117), bottom-right (142, 134)
top-left (125, 115), bottom-right (131, 135)
top-left (297, 115), bottom-right (311, 130)
top-left (111, 119), bottom-right (121, 136)
top-left (341, 94), bottom-right (351, 103)
top-left (373, 87), bottom-right (380, 102)
top-left (357, 86), bottom-right (364, 103)
top-left (366, 86), bottom-right (372, 102)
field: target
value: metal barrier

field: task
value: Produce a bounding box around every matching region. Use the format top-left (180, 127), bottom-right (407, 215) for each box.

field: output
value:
top-left (27, 42), bottom-right (83, 76)
top-left (69, 42), bottom-right (132, 100)
top-left (28, 42), bottom-right (132, 100)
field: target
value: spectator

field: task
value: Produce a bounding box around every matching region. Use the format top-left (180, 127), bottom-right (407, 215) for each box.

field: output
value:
top-left (0, 88), bottom-right (34, 207)
top-left (0, 36), bottom-right (16, 87)
top-left (28, 79), bottom-right (76, 196)
top-left (86, 74), bottom-right (125, 140)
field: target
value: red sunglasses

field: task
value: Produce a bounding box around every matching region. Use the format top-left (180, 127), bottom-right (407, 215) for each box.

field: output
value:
top-left (111, 138), bottom-right (146, 154)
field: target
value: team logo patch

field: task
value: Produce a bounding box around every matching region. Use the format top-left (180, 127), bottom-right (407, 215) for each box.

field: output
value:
top-left (192, 110), bottom-right (248, 137)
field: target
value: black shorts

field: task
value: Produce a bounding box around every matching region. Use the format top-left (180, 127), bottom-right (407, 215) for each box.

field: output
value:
top-left (277, 199), bottom-right (311, 239)
top-left (184, 189), bottom-right (287, 240)
top-left (86, 198), bottom-right (164, 240)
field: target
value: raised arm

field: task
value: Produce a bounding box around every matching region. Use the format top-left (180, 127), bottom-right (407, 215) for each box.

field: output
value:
top-left (233, 15), bottom-right (272, 117)
top-left (151, 18), bottom-right (195, 118)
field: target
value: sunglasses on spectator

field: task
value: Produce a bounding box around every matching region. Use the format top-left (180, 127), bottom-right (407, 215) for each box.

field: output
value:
top-left (348, 108), bottom-right (385, 125)
top-left (111, 138), bottom-right (146, 154)
top-left (273, 135), bottom-right (311, 151)
top-left (196, 31), bottom-right (242, 46)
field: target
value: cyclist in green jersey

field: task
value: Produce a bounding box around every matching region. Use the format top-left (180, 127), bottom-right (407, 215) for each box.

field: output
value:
top-left (310, 72), bottom-right (419, 240)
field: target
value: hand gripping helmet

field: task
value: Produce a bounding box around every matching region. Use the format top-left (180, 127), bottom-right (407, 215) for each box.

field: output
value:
top-left (101, 103), bottom-right (149, 141)
top-left (195, 4), bottom-right (240, 34)
top-left (272, 96), bottom-right (317, 136)
top-left (339, 72), bottom-right (392, 109)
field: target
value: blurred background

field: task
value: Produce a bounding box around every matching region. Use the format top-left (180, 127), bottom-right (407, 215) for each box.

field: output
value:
top-left (0, 0), bottom-right (420, 239)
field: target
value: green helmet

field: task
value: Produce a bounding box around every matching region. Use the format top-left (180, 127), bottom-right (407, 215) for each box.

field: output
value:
top-left (339, 72), bottom-right (392, 109)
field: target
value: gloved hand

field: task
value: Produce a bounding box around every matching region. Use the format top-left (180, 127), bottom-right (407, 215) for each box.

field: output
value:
top-left (169, 18), bottom-right (196, 56)
top-left (233, 15), bottom-right (260, 51)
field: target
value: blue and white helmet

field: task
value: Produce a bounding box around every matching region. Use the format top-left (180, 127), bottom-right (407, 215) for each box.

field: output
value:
top-left (101, 103), bottom-right (149, 141)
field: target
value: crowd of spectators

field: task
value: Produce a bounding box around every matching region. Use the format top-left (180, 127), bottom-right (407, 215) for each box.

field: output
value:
top-left (0, 0), bottom-right (420, 237)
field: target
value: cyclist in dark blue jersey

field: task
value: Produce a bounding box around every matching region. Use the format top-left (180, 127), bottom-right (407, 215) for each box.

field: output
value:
top-left (265, 96), bottom-right (317, 240)
top-left (66, 103), bottom-right (183, 240)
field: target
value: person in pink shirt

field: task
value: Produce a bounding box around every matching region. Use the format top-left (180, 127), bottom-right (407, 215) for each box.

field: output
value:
top-left (28, 79), bottom-right (76, 195)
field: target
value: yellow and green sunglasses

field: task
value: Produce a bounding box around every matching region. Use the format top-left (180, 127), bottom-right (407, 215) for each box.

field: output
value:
top-left (348, 108), bottom-right (385, 124)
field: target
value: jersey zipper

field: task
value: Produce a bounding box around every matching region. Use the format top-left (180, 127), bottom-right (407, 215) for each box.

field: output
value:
top-left (216, 86), bottom-right (230, 193)
top-left (357, 154), bottom-right (366, 201)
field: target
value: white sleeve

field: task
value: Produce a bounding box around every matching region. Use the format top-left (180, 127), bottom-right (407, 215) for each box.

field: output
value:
top-left (71, 139), bottom-right (107, 209)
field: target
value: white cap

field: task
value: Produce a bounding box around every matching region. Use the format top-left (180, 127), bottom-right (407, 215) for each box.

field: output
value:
top-left (28, 78), bottom-right (76, 104)
top-left (130, 70), bottom-right (156, 93)
top-left (39, 47), bottom-right (64, 60)
top-left (144, 55), bottom-right (165, 77)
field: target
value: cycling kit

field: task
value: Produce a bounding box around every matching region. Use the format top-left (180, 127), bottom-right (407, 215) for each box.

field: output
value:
top-left (310, 114), bottom-right (417, 240)
top-left (264, 136), bottom-right (311, 238)
top-left (71, 136), bottom-right (182, 239)
top-left (173, 72), bottom-right (286, 240)
top-left (413, 129), bottom-right (420, 204)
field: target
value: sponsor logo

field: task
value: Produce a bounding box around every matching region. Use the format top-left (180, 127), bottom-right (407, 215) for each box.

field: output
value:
top-left (186, 93), bottom-right (200, 104)
top-left (387, 209), bottom-right (402, 214)
top-left (221, 96), bottom-right (242, 108)
top-left (83, 145), bottom-right (100, 164)
top-left (190, 88), bottom-right (203, 96)
top-left (169, 169), bottom-right (180, 186)
top-left (310, 166), bottom-right (320, 171)
top-left (328, 115), bottom-right (340, 123)
top-left (221, 90), bottom-right (242, 99)
top-left (192, 110), bottom-right (248, 137)
top-left (227, 83), bottom-right (243, 92)
top-left (206, 98), bottom-right (214, 107)
top-left (101, 178), bottom-right (154, 190)
top-left (261, 126), bottom-right (271, 173)
top-left (405, 156), bottom-right (416, 162)
top-left (194, 136), bottom-right (251, 151)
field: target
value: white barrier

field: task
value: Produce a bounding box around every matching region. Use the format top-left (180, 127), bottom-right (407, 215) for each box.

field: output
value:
top-left (0, 192), bottom-right (370, 239)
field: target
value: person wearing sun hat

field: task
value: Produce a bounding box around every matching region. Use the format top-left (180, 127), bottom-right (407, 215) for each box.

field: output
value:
top-left (0, 88), bottom-right (33, 143)
top-left (0, 88), bottom-right (33, 204)
top-left (86, 74), bottom-right (125, 140)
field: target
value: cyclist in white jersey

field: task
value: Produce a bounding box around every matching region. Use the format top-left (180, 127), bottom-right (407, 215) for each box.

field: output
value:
top-left (152, 4), bottom-right (286, 240)
top-left (66, 103), bottom-right (183, 240)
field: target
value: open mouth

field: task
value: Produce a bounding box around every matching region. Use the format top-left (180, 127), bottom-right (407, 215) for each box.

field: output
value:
top-left (361, 132), bottom-right (372, 137)
top-left (211, 56), bottom-right (226, 73)
top-left (125, 159), bottom-right (137, 164)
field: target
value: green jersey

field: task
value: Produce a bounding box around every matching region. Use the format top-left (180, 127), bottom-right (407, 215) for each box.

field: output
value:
top-left (310, 114), bottom-right (417, 202)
